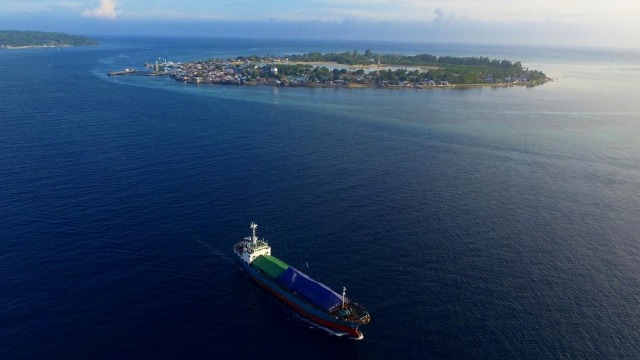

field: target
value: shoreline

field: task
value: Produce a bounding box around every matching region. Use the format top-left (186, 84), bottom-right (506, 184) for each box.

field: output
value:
top-left (1, 44), bottom-right (74, 50)
top-left (179, 77), bottom-right (552, 89)
top-left (0, 30), bottom-right (97, 49)
top-left (110, 52), bottom-right (551, 89)
top-left (108, 69), bottom-right (551, 89)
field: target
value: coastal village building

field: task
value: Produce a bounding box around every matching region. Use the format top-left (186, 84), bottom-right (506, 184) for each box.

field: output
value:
top-left (133, 54), bottom-right (548, 88)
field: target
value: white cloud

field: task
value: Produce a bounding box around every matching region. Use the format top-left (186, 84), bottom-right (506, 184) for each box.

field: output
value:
top-left (1, 0), bottom-right (638, 48)
top-left (82, 0), bottom-right (119, 20)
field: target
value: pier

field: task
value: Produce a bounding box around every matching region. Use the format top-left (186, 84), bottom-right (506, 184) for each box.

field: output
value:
top-left (107, 69), bottom-right (150, 77)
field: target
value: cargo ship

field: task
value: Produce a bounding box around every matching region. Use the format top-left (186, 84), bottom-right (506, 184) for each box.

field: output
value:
top-left (233, 222), bottom-right (371, 339)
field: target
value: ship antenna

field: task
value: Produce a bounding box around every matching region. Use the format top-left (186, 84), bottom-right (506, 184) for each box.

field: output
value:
top-left (250, 222), bottom-right (258, 245)
top-left (342, 287), bottom-right (346, 310)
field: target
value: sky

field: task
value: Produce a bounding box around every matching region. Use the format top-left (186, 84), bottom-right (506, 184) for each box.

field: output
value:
top-left (1, 0), bottom-right (639, 48)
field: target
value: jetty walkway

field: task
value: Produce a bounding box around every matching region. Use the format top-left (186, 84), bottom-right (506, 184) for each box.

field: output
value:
top-left (107, 69), bottom-right (150, 77)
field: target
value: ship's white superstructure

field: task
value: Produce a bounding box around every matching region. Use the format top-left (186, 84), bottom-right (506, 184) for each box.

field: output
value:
top-left (238, 222), bottom-right (271, 264)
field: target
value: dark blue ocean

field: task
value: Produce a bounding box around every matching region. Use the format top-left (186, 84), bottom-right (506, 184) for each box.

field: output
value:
top-left (2, 37), bottom-right (640, 359)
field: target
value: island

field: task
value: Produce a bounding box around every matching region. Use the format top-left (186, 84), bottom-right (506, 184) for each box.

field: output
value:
top-left (110, 50), bottom-right (551, 89)
top-left (0, 31), bottom-right (97, 49)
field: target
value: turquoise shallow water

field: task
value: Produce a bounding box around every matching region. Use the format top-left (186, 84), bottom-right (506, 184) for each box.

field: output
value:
top-left (1, 37), bottom-right (639, 359)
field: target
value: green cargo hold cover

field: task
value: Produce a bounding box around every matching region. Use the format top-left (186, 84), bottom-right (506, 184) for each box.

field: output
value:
top-left (252, 255), bottom-right (289, 279)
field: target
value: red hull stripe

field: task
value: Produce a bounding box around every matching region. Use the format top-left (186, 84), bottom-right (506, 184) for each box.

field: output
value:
top-left (249, 271), bottom-right (361, 338)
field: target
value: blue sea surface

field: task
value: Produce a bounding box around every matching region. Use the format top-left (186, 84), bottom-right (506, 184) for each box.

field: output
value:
top-left (1, 37), bottom-right (640, 359)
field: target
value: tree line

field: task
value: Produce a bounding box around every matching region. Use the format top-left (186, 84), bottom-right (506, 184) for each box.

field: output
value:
top-left (0, 31), bottom-right (97, 47)
top-left (276, 50), bottom-right (547, 84)
top-left (284, 50), bottom-right (543, 75)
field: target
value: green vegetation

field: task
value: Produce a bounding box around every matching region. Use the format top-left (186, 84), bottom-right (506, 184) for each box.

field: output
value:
top-left (141, 50), bottom-right (549, 88)
top-left (283, 50), bottom-right (548, 85)
top-left (0, 31), bottom-right (97, 48)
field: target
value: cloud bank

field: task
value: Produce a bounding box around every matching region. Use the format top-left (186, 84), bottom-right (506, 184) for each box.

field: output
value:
top-left (82, 0), bottom-right (118, 20)
top-left (1, 1), bottom-right (639, 48)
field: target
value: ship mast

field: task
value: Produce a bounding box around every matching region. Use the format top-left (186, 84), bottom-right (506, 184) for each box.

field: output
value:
top-left (342, 287), bottom-right (346, 310)
top-left (250, 222), bottom-right (258, 245)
